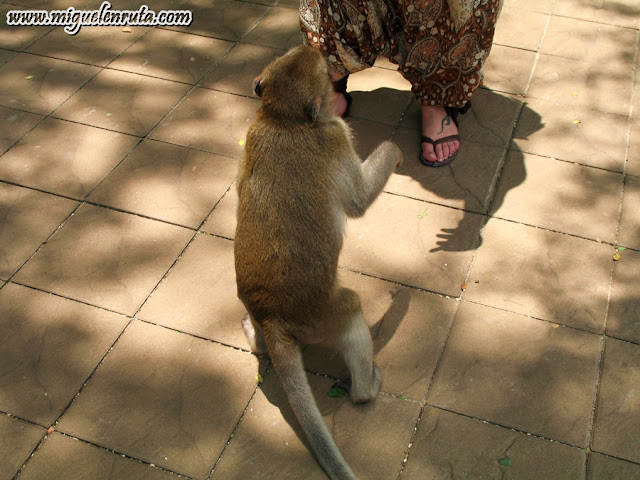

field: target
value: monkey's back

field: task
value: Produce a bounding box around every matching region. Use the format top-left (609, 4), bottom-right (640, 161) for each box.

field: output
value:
top-left (234, 117), bottom-right (353, 330)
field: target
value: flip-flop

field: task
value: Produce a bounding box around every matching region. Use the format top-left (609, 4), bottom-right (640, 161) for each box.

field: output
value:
top-left (419, 134), bottom-right (461, 167)
top-left (419, 103), bottom-right (471, 167)
top-left (332, 75), bottom-right (352, 118)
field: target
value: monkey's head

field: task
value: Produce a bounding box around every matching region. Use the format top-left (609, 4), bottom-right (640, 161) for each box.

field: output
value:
top-left (253, 45), bottom-right (334, 123)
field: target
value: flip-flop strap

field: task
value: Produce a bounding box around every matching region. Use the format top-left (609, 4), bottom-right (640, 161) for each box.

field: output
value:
top-left (421, 134), bottom-right (460, 145)
top-left (445, 101), bottom-right (471, 126)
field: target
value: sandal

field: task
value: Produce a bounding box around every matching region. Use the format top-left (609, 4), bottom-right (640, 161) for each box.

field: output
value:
top-left (332, 75), bottom-right (352, 118)
top-left (419, 102), bottom-right (471, 167)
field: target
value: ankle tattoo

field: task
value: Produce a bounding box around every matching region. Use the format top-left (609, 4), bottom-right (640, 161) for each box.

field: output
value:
top-left (438, 115), bottom-right (452, 134)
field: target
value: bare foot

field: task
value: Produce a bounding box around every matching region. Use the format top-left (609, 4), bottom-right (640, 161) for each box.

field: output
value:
top-left (330, 71), bottom-right (349, 117)
top-left (332, 91), bottom-right (348, 117)
top-left (421, 104), bottom-right (460, 163)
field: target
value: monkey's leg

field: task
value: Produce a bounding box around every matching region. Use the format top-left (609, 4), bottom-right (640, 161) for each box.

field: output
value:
top-left (333, 289), bottom-right (381, 404)
top-left (241, 313), bottom-right (267, 354)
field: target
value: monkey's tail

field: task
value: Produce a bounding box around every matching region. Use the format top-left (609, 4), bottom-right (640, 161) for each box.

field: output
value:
top-left (264, 324), bottom-right (357, 480)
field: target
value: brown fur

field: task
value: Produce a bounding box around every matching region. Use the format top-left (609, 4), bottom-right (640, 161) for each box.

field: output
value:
top-left (234, 45), bottom-right (402, 480)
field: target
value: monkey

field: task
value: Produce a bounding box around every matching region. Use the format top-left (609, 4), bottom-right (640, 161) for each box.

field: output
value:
top-left (233, 44), bottom-right (402, 480)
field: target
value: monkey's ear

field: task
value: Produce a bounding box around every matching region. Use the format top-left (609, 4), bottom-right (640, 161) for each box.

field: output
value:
top-left (306, 96), bottom-right (322, 121)
top-left (253, 76), bottom-right (263, 97)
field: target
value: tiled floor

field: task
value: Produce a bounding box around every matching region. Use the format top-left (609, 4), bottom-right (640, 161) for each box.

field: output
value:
top-left (1, 0), bottom-right (639, 479)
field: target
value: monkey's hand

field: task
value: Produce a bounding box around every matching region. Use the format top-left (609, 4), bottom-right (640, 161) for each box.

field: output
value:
top-left (379, 140), bottom-right (403, 169)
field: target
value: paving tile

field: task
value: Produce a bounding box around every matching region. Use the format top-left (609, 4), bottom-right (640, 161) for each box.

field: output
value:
top-left (619, 175), bottom-right (640, 250)
top-left (57, 320), bottom-right (262, 479)
top-left (373, 55), bottom-right (399, 70)
top-left (528, 54), bottom-right (632, 116)
top-left (278, 0), bottom-right (299, 7)
top-left (493, 7), bottom-right (547, 50)
top-left (465, 219), bottom-right (612, 332)
top-left (553, 0), bottom-right (640, 29)
top-left (211, 372), bottom-right (420, 480)
top-left (0, 5), bottom-right (52, 50)
top-left (401, 89), bottom-right (524, 149)
top-left (53, 68), bottom-right (191, 136)
top-left (514, 97), bottom-right (628, 171)
top-left (541, 16), bottom-right (637, 65)
top-left (341, 193), bottom-right (484, 296)
top-left (606, 248), bottom-right (640, 344)
top-left (0, 105), bottom-right (42, 155)
top-left (592, 338), bottom-right (640, 463)
top-left (0, 118), bottom-right (139, 198)
top-left (242, 6), bottom-right (303, 50)
top-left (587, 453), bottom-right (640, 480)
top-left (345, 66), bottom-right (413, 125)
top-left (0, 48), bottom-right (17, 67)
top-left (88, 140), bottom-right (237, 228)
top-left (13, 204), bottom-right (193, 315)
top-left (390, 129), bottom-right (506, 213)
top-left (25, 26), bottom-right (148, 67)
top-left (402, 407), bottom-right (586, 480)
top-left (482, 44), bottom-right (536, 95)
top-left (11, 0), bottom-right (87, 7)
top-left (429, 302), bottom-right (602, 446)
top-left (100, 0), bottom-right (185, 8)
top-left (492, 152), bottom-right (623, 241)
top-left (0, 183), bottom-right (78, 279)
top-left (166, 0), bottom-right (269, 41)
top-left (149, 87), bottom-right (260, 157)
top-left (303, 270), bottom-right (457, 400)
top-left (345, 117), bottom-right (396, 160)
top-left (0, 415), bottom-right (44, 480)
top-left (0, 283), bottom-right (128, 425)
top-left (201, 181), bottom-right (237, 239)
top-left (19, 432), bottom-right (178, 480)
top-left (108, 29), bottom-right (233, 84)
top-left (501, 0), bottom-right (553, 12)
top-left (200, 42), bottom-right (284, 95)
top-left (138, 234), bottom-right (246, 348)
top-left (629, 117), bottom-right (640, 177)
top-left (0, 53), bottom-right (99, 114)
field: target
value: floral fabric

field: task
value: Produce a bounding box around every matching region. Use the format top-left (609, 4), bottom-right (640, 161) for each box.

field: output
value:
top-left (300, 0), bottom-right (502, 107)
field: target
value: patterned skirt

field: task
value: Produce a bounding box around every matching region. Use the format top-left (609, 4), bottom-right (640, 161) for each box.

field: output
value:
top-left (299, 0), bottom-right (502, 108)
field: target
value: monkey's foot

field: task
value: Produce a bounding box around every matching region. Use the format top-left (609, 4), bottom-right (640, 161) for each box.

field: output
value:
top-left (419, 104), bottom-right (470, 166)
top-left (333, 365), bottom-right (381, 404)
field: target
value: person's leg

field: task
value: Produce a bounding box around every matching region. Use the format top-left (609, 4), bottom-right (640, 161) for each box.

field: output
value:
top-left (300, 0), bottom-right (390, 116)
top-left (395, 0), bottom-right (501, 165)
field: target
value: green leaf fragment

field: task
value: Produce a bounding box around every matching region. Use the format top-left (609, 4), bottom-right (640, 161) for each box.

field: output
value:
top-left (256, 374), bottom-right (263, 384)
top-left (106, 113), bottom-right (112, 117)
top-left (498, 457), bottom-right (512, 466)
top-left (328, 386), bottom-right (347, 398)
top-left (616, 246), bottom-right (627, 251)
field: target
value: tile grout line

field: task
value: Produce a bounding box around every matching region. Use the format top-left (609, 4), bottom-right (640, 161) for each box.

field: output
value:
top-left (395, 299), bottom-right (462, 480)
top-left (583, 25), bottom-right (640, 479)
top-left (10, 316), bottom-right (135, 480)
top-left (12, 426), bottom-right (194, 480)
top-left (204, 368), bottom-right (275, 480)
top-left (435, 0), bottom-right (553, 310)
top-left (47, 14), bottom-right (291, 474)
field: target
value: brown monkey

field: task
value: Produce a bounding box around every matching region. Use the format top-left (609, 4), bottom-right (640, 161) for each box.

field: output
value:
top-left (234, 44), bottom-right (402, 480)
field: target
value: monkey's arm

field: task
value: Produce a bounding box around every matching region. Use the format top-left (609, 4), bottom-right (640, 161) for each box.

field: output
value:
top-left (342, 141), bottom-right (402, 217)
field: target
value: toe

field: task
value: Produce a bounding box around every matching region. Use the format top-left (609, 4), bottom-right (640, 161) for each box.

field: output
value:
top-left (422, 142), bottom-right (437, 161)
